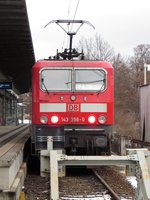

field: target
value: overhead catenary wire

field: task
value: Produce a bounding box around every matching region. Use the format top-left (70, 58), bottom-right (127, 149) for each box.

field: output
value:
top-left (65, 0), bottom-right (80, 49)
top-left (70, 0), bottom-right (80, 33)
top-left (62, 0), bottom-right (72, 50)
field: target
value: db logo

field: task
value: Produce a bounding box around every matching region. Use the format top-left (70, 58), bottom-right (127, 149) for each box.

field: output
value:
top-left (68, 104), bottom-right (79, 112)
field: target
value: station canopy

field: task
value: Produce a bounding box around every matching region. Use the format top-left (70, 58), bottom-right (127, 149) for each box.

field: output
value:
top-left (0, 0), bottom-right (35, 93)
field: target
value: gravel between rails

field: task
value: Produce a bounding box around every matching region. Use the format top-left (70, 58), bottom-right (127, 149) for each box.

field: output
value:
top-left (59, 168), bottom-right (110, 198)
top-left (24, 166), bottom-right (136, 200)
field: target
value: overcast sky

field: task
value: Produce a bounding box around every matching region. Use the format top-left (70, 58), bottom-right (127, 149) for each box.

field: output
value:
top-left (25, 0), bottom-right (150, 61)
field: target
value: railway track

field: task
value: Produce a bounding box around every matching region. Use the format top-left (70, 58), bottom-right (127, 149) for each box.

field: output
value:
top-left (94, 166), bottom-right (135, 199)
top-left (0, 124), bottom-right (30, 157)
top-left (0, 124), bottom-right (29, 147)
top-left (0, 124), bottom-right (29, 145)
top-left (59, 167), bottom-right (135, 200)
top-left (114, 134), bottom-right (150, 149)
top-left (24, 166), bottom-right (135, 200)
top-left (59, 167), bottom-right (111, 199)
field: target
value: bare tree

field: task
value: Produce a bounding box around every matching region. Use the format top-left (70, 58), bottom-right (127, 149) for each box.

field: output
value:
top-left (78, 38), bottom-right (150, 137)
top-left (78, 33), bottom-right (114, 61)
top-left (112, 53), bottom-right (139, 136)
top-left (129, 44), bottom-right (150, 86)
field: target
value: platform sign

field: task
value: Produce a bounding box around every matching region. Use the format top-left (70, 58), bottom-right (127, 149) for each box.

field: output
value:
top-left (0, 81), bottom-right (12, 89)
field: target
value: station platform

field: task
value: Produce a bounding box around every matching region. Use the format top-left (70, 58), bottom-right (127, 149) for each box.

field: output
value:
top-left (0, 124), bottom-right (30, 200)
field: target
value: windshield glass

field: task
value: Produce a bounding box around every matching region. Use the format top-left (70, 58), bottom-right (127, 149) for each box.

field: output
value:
top-left (75, 69), bottom-right (106, 91)
top-left (40, 68), bottom-right (106, 92)
top-left (41, 69), bottom-right (71, 91)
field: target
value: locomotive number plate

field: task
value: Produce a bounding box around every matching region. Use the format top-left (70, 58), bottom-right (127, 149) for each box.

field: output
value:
top-left (61, 117), bottom-right (85, 123)
top-left (68, 104), bottom-right (79, 112)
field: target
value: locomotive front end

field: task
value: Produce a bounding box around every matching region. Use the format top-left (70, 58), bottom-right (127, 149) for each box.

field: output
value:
top-left (32, 60), bottom-right (114, 155)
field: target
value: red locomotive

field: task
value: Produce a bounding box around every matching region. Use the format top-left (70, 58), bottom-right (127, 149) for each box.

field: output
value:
top-left (31, 20), bottom-right (114, 155)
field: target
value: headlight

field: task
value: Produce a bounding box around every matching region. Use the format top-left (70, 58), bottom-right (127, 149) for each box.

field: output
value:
top-left (51, 115), bottom-right (59, 124)
top-left (40, 116), bottom-right (48, 124)
top-left (98, 115), bottom-right (106, 124)
top-left (88, 115), bottom-right (96, 124)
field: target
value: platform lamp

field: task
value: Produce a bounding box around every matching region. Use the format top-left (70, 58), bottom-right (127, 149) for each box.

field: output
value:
top-left (144, 63), bottom-right (150, 84)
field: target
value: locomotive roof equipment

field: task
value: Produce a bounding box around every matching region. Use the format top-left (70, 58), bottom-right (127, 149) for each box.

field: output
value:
top-left (44, 19), bottom-right (95, 60)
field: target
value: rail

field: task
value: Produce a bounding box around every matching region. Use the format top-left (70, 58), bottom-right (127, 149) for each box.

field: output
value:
top-left (94, 170), bottom-right (121, 200)
top-left (0, 125), bottom-right (30, 158)
top-left (0, 124), bottom-right (29, 147)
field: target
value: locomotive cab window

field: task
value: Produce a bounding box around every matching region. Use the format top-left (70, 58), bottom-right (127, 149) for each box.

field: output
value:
top-left (40, 68), bottom-right (106, 92)
top-left (40, 69), bottom-right (72, 91)
top-left (75, 69), bottom-right (106, 91)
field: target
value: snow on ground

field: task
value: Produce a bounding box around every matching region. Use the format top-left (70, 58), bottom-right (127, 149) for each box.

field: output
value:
top-left (61, 195), bottom-right (111, 200)
top-left (126, 176), bottom-right (137, 188)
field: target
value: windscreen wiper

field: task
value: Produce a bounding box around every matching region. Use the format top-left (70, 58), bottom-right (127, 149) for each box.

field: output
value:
top-left (75, 79), bottom-right (105, 84)
top-left (65, 81), bottom-right (71, 84)
top-left (97, 79), bottom-right (106, 94)
top-left (41, 78), bottom-right (49, 95)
